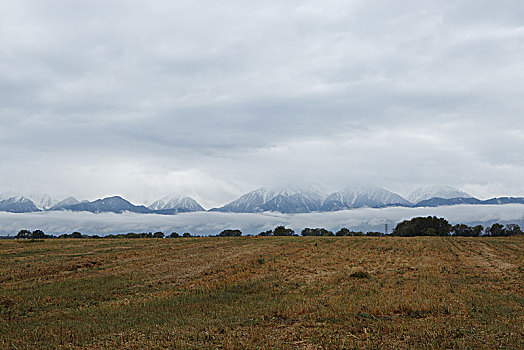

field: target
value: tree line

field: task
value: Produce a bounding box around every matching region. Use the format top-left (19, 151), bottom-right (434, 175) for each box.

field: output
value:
top-left (391, 216), bottom-right (523, 237)
top-left (12, 230), bottom-right (193, 239)
top-left (9, 218), bottom-right (523, 239)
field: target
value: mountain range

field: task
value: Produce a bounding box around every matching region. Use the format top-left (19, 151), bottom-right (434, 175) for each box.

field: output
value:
top-left (0, 193), bottom-right (206, 215)
top-left (0, 185), bottom-right (522, 214)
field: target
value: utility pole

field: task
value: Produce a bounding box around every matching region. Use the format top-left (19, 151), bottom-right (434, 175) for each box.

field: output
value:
top-left (384, 222), bottom-right (389, 236)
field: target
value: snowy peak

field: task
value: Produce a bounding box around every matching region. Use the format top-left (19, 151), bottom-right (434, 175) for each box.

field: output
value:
top-left (264, 183), bottom-right (327, 199)
top-left (0, 193), bottom-right (57, 210)
top-left (50, 197), bottom-right (80, 210)
top-left (148, 195), bottom-right (204, 212)
top-left (0, 196), bottom-right (40, 213)
top-left (0, 193), bottom-right (13, 201)
top-left (25, 193), bottom-right (57, 210)
top-left (212, 188), bottom-right (268, 213)
top-left (261, 192), bottom-right (323, 213)
top-left (409, 186), bottom-right (472, 204)
top-left (212, 185), bottom-right (327, 213)
top-left (322, 186), bottom-right (410, 210)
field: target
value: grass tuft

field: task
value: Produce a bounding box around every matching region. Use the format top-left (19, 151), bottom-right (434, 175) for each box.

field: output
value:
top-left (350, 270), bottom-right (371, 279)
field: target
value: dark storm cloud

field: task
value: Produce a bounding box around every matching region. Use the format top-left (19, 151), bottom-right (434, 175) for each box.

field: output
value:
top-left (0, 0), bottom-right (523, 205)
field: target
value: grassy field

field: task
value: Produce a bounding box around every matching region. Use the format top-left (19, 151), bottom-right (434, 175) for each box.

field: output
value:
top-left (0, 236), bottom-right (522, 349)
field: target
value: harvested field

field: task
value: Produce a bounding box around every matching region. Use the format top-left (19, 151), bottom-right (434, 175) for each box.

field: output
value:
top-left (1, 236), bottom-right (523, 349)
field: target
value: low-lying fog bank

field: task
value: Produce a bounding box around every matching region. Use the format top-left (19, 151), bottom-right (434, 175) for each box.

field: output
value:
top-left (0, 204), bottom-right (523, 236)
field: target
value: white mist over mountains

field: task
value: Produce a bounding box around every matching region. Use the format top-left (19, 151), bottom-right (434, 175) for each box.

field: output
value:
top-left (0, 205), bottom-right (523, 236)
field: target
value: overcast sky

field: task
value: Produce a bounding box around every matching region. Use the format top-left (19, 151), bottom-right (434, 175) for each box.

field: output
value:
top-left (1, 0), bottom-right (523, 208)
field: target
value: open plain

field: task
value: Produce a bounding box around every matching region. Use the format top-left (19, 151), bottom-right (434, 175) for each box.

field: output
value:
top-left (1, 236), bottom-right (522, 349)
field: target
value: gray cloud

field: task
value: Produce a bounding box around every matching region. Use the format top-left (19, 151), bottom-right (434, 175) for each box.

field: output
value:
top-left (0, 1), bottom-right (523, 207)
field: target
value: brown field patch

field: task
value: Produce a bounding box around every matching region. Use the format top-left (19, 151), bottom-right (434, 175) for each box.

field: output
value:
top-left (0, 236), bottom-right (523, 349)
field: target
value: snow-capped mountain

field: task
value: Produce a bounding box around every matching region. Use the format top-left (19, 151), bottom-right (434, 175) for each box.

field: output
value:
top-left (0, 196), bottom-right (40, 213)
top-left (148, 195), bottom-right (204, 212)
top-left (50, 197), bottom-right (81, 210)
top-left (321, 186), bottom-right (411, 211)
top-left (0, 193), bottom-right (57, 210)
top-left (55, 196), bottom-right (152, 214)
top-left (408, 186), bottom-right (472, 204)
top-left (212, 184), bottom-right (410, 213)
top-left (261, 190), bottom-right (324, 213)
top-left (0, 193), bottom-right (12, 201)
top-left (261, 184), bottom-right (326, 213)
top-left (212, 188), bottom-right (267, 213)
top-left (212, 184), bottom-right (327, 213)
top-left (25, 193), bottom-right (58, 210)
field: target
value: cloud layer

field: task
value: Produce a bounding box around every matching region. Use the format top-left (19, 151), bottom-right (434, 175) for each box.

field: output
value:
top-left (0, 1), bottom-right (523, 207)
top-left (1, 205), bottom-right (523, 236)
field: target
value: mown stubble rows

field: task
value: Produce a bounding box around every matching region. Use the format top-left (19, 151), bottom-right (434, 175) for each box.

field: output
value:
top-left (0, 236), bottom-right (522, 349)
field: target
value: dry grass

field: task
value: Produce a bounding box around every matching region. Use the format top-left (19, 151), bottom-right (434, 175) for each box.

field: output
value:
top-left (0, 236), bottom-right (523, 349)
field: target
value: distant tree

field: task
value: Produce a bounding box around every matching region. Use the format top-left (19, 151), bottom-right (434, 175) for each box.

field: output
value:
top-left (504, 224), bottom-right (523, 236)
top-left (70, 232), bottom-right (83, 239)
top-left (452, 224), bottom-right (474, 237)
top-left (31, 230), bottom-right (47, 239)
top-left (321, 228), bottom-right (334, 236)
top-left (125, 232), bottom-right (140, 239)
top-left (335, 228), bottom-right (351, 236)
top-left (424, 227), bottom-right (436, 236)
top-left (485, 223), bottom-right (504, 237)
top-left (392, 216), bottom-right (452, 237)
top-left (317, 228), bottom-right (335, 237)
top-left (258, 230), bottom-right (273, 236)
top-left (301, 228), bottom-right (334, 236)
top-left (218, 229), bottom-right (242, 237)
top-left (169, 232), bottom-right (180, 238)
top-left (365, 231), bottom-right (382, 236)
top-left (182, 232), bottom-right (192, 238)
top-left (301, 228), bottom-right (314, 236)
top-left (473, 225), bottom-right (484, 237)
top-left (445, 224), bottom-right (486, 237)
top-left (153, 231), bottom-right (165, 238)
top-left (16, 230), bottom-right (32, 239)
top-left (273, 226), bottom-right (295, 236)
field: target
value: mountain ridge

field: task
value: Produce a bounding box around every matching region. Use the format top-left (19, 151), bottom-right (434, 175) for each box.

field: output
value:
top-left (148, 195), bottom-right (205, 212)
top-left (0, 186), bottom-right (523, 214)
top-left (53, 196), bottom-right (153, 214)
top-left (408, 185), bottom-right (472, 204)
